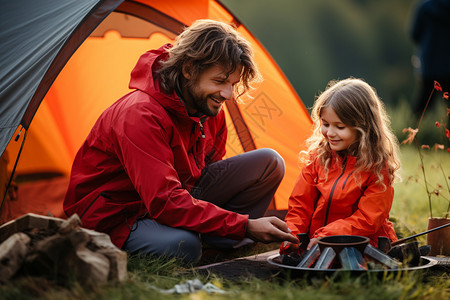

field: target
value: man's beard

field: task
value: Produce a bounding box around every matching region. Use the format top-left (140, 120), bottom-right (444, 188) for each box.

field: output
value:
top-left (185, 81), bottom-right (222, 117)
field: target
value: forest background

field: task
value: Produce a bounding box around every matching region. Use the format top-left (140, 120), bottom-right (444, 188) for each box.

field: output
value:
top-left (221, 0), bottom-right (422, 120)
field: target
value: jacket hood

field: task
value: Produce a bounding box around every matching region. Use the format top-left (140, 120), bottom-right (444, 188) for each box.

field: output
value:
top-left (129, 44), bottom-right (192, 117)
top-left (129, 44), bottom-right (170, 94)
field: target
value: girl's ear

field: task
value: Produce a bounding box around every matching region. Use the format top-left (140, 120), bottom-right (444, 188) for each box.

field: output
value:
top-left (182, 62), bottom-right (192, 80)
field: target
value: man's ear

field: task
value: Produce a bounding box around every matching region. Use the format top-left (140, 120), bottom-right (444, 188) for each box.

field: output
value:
top-left (182, 62), bottom-right (192, 80)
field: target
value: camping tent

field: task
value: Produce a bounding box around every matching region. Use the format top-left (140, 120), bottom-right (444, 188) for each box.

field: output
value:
top-left (0, 0), bottom-right (312, 223)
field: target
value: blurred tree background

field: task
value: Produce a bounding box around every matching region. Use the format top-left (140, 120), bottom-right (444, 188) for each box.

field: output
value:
top-left (221, 0), bottom-right (450, 146)
top-left (221, 0), bottom-right (419, 109)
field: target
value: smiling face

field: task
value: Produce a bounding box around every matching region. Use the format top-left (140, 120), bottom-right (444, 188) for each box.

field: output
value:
top-left (181, 64), bottom-right (242, 117)
top-left (320, 106), bottom-right (358, 152)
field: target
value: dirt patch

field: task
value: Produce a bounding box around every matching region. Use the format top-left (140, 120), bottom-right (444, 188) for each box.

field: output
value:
top-left (196, 250), bottom-right (280, 280)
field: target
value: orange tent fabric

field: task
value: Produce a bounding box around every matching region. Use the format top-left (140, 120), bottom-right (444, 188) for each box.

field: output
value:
top-left (2, 0), bottom-right (312, 223)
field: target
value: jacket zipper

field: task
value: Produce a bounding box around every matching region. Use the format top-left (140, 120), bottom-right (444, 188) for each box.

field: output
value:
top-left (193, 147), bottom-right (200, 169)
top-left (323, 157), bottom-right (348, 226)
top-left (198, 120), bottom-right (205, 138)
top-left (191, 121), bottom-right (204, 169)
top-left (342, 170), bottom-right (355, 190)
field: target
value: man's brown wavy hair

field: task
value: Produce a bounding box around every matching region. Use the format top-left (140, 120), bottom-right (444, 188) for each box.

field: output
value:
top-left (157, 19), bottom-right (261, 101)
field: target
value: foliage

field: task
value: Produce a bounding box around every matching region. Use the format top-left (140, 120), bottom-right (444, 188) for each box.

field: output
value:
top-left (391, 146), bottom-right (450, 242)
top-left (221, 0), bottom-right (418, 108)
top-left (400, 81), bottom-right (450, 218)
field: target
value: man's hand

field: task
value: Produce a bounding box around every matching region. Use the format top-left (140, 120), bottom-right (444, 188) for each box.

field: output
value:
top-left (246, 217), bottom-right (299, 244)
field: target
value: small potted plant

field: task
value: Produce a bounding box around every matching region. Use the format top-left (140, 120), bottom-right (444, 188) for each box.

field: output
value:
top-left (401, 81), bottom-right (450, 256)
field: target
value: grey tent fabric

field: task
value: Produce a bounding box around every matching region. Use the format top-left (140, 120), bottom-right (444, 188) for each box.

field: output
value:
top-left (0, 0), bottom-right (122, 157)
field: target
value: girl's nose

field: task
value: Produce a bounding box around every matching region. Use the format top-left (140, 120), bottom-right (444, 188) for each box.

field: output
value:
top-left (327, 128), bottom-right (336, 137)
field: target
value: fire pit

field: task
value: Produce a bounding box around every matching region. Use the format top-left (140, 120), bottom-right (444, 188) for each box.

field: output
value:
top-left (268, 235), bottom-right (437, 276)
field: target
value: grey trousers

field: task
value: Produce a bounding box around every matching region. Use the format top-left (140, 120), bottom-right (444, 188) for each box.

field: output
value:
top-left (122, 148), bottom-right (285, 263)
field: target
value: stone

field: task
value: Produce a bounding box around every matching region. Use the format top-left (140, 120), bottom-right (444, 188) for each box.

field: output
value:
top-left (0, 232), bottom-right (30, 282)
top-left (58, 214), bottom-right (81, 235)
top-left (72, 247), bottom-right (110, 286)
top-left (98, 248), bottom-right (128, 282)
top-left (0, 213), bottom-right (128, 285)
top-left (82, 228), bottom-right (117, 250)
top-left (82, 228), bottom-right (128, 281)
top-left (0, 213), bottom-right (64, 243)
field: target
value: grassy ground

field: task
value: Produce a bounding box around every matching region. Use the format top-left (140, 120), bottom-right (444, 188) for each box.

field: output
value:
top-left (0, 250), bottom-right (448, 300)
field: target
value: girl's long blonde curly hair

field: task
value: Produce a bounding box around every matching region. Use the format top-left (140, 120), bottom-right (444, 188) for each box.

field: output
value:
top-left (304, 78), bottom-right (401, 187)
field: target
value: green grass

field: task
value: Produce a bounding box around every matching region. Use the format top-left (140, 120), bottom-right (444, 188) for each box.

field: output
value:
top-left (388, 97), bottom-right (450, 242)
top-left (392, 146), bottom-right (450, 237)
top-left (1, 253), bottom-right (449, 300)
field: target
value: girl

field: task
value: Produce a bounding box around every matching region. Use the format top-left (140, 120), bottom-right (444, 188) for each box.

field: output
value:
top-left (283, 78), bottom-right (401, 251)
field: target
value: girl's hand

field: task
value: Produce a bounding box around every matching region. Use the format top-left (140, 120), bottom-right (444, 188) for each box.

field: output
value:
top-left (279, 241), bottom-right (299, 255)
top-left (307, 237), bottom-right (319, 250)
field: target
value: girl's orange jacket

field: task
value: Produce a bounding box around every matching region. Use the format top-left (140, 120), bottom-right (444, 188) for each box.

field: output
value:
top-left (285, 153), bottom-right (397, 247)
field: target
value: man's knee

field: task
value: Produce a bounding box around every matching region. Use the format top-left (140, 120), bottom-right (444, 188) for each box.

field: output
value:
top-left (159, 234), bottom-right (202, 263)
top-left (256, 148), bottom-right (285, 180)
top-left (171, 231), bottom-right (202, 263)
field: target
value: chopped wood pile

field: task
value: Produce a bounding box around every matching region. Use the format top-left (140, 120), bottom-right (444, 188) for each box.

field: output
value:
top-left (0, 213), bottom-right (127, 286)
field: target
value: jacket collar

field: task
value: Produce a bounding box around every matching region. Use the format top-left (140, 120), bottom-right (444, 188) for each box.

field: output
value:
top-left (129, 44), bottom-right (208, 123)
top-left (331, 151), bottom-right (357, 167)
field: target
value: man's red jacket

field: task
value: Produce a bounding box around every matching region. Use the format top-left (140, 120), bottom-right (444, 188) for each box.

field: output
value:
top-left (63, 45), bottom-right (248, 248)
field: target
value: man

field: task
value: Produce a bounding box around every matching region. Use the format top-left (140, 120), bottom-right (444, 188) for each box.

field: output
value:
top-left (64, 19), bottom-right (298, 263)
top-left (410, 0), bottom-right (450, 117)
